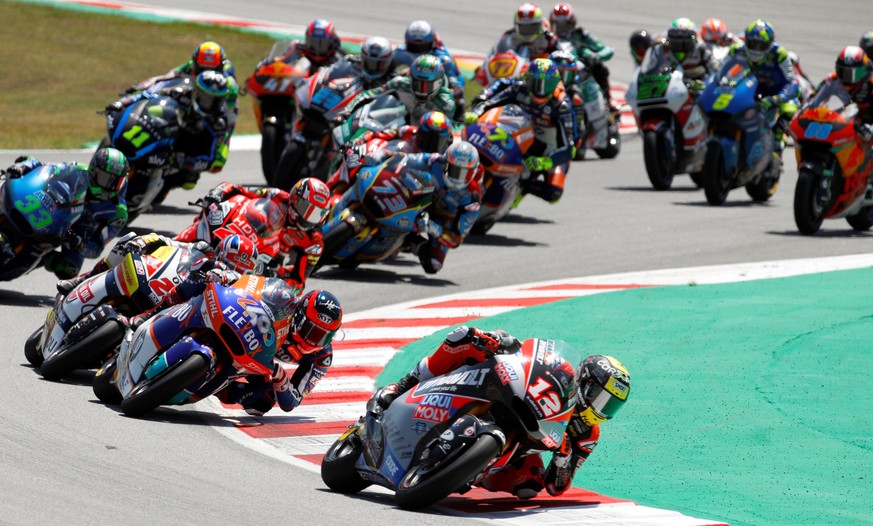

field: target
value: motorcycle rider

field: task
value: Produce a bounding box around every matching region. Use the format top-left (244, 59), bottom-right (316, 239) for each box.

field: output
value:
top-left (345, 54), bottom-right (456, 124)
top-left (489, 3), bottom-right (567, 60)
top-left (351, 36), bottom-right (398, 88)
top-left (395, 20), bottom-right (467, 120)
top-left (466, 58), bottom-right (576, 204)
top-left (273, 18), bottom-right (345, 72)
top-left (108, 70), bottom-right (233, 190)
top-left (649, 18), bottom-right (717, 96)
top-left (828, 46), bottom-right (873, 144)
top-left (328, 111), bottom-right (453, 194)
top-left (371, 325), bottom-right (632, 499)
top-left (549, 4), bottom-right (617, 112)
top-left (861, 31), bottom-right (873, 60)
top-left (629, 29), bottom-right (656, 67)
top-left (727, 19), bottom-right (799, 154)
top-left (408, 141), bottom-right (482, 274)
top-left (699, 18), bottom-right (741, 48)
top-left (216, 288), bottom-right (344, 416)
top-left (186, 177), bottom-right (332, 292)
top-left (549, 50), bottom-right (592, 157)
top-left (0, 148), bottom-right (130, 280)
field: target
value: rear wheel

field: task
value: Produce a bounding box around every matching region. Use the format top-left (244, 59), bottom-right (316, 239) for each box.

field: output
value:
top-left (595, 125), bottom-right (621, 159)
top-left (793, 163), bottom-right (829, 235)
top-left (395, 433), bottom-right (501, 510)
top-left (643, 130), bottom-right (674, 190)
top-left (847, 206), bottom-right (873, 231)
top-left (703, 143), bottom-right (731, 205)
top-left (40, 319), bottom-right (126, 381)
top-left (321, 427), bottom-right (371, 494)
top-left (24, 327), bottom-right (44, 367)
top-left (746, 154), bottom-right (781, 202)
top-left (120, 353), bottom-right (210, 418)
top-left (93, 356), bottom-right (122, 405)
top-left (318, 221), bottom-right (357, 271)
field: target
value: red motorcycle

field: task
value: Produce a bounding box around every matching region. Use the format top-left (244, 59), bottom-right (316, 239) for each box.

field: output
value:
top-left (246, 40), bottom-right (313, 184)
top-left (790, 78), bottom-right (873, 234)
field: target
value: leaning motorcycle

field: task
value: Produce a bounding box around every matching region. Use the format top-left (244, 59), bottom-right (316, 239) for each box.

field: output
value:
top-left (318, 155), bottom-right (434, 271)
top-left (273, 58), bottom-right (365, 191)
top-left (25, 244), bottom-right (202, 380)
top-left (461, 104), bottom-right (534, 235)
top-left (625, 46), bottom-right (707, 190)
top-left (245, 40), bottom-right (312, 184)
top-left (321, 338), bottom-right (577, 510)
top-left (573, 61), bottom-right (621, 160)
top-left (92, 275), bottom-right (278, 416)
top-left (697, 54), bottom-right (782, 205)
top-left (790, 79), bottom-right (873, 234)
top-left (0, 165), bottom-right (87, 282)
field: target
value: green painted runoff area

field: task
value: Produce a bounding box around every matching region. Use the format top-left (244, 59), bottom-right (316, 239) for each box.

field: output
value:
top-left (376, 268), bottom-right (873, 526)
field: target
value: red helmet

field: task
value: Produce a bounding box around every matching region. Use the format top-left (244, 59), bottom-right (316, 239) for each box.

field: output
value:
top-left (549, 4), bottom-right (577, 38)
top-left (192, 41), bottom-right (226, 75)
top-left (289, 177), bottom-right (331, 230)
top-left (700, 18), bottom-right (728, 45)
top-left (514, 3), bottom-right (544, 43)
top-left (216, 234), bottom-right (258, 274)
top-left (303, 19), bottom-right (339, 62)
top-left (836, 46), bottom-right (871, 92)
top-left (289, 290), bottom-right (343, 353)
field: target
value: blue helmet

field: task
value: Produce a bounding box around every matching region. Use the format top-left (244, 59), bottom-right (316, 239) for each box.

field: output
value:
top-left (405, 20), bottom-right (436, 54)
top-left (549, 50), bottom-right (579, 86)
top-left (744, 19), bottom-right (775, 64)
top-left (410, 54), bottom-right (444, 100)
top-left (524, 58), bottom-right (560, 103)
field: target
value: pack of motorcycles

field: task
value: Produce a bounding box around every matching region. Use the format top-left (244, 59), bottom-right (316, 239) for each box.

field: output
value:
top-left (4, 34), bottom-right (873, 511)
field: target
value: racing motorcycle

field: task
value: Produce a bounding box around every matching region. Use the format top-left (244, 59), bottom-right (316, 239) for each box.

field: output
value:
top-left (317, 154), bottom-right (434, 271)
top-left (273, 58), bottom-right (365, 191)
top-left (321, 338), bottom-right (577, 510)
top-left (245, 40), bottom-right (312, 183)
top-left (461, 104), bottom-right (534, 235)
top-left (92, 275), bottom-right (280, 417)
top-left (697, 54), bottom-right (782, 205)
top-left (572, 62), bottom-right (621, 160)
top-left (473, 48), bottom-right (530, 87)
top-left (25, 242), bottom-right (203, 381)
top-left (102, 91), bottom-right (182, 222)
top-left (625, 45), bottom-right (707, 190)
top-left (790, 78), bottom-right (873, 234)
top-left (0, 164), bottom-right (87, 282)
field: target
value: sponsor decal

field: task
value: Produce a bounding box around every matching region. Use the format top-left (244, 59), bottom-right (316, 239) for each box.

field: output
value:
top-left (77, 283), bottom-right (94, 304)
top-left (411, 421), bottom-right (429, 435)
top-left (384, 453), bottom-right (399, 478)
top-left (440, 429), bottom-right (454, 441)
top-left (205, 289), bottom-right (219, 318)
top-left (413, 393), bottom-right (453, 423)
top-left (495, 362), bottom-right (518, 385)
top-left (419, 369), bottom-right (489, 390)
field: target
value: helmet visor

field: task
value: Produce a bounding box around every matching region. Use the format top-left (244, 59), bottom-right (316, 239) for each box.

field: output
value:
top-left (669, 37), bottom-right (694, 54)
top-left (553, 20), bottom-right (574, 37)
top-left (293, 198), bottom-right (328, 230)
top-left (90, 166), bottom-right (124, 197)
top-left (362, 55), bottom-right (391, 78)
top-left (293, 316), bottom-right (336, 351)
top-left (446, 163), bottom-right (474, 189)
top-left (407, 41), bottom-right (433, 54)
top-left (193, 89), bottom-right (224, 115)
top-left (837, 64), bottom-right (866, 85)
top-left (306, 35), bottom-right (333, 56)
top-left (526, 76), bottom-right (552, 98)
top-left (583, 382), bottom-right (627, 421)
top-left (412, 77), bottom-right (437, 99)
top-left (416, 131), bottom-right (451, 154)
top-left (516, 21), bottom-right (541, 38)
top-left (746, 39), bottom-right (771, 53)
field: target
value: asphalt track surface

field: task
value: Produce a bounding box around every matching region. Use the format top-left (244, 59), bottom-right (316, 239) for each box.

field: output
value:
top-left (1, 1), bottom-right (871, 524)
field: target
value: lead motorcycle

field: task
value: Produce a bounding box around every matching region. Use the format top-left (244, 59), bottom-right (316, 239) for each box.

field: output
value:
top-left (697, 53), bottom-right (783, 205)
top-left (625, 46), bottom-right (707, 190)
top-left (321, 338), bottom-right (577, 510)
top-left (317, 154), bottom-right (434, 271)
top-left (0, 164), bottom-right (87, 282)
top-left (790, 78), bottom-right (873, 234)
top-left (461, 104), bottom-right (535, 235)
top-left (92, 275), bottom-right (281, 417)
top-left (25, 241), bottom-right (203, 381)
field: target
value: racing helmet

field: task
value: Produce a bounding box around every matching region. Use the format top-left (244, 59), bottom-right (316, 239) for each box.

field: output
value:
top-left (303, 19), bottom-right (339, 62)
top-left (860, 31), bottom-right (873, 61)
top-left (835, 46), bottom-right (871, 93)
top-left (549, 49), bottom-right (578, 86)
top-left (514, 3), bottom-right (544, 43)
top-left (445, 141), bottom-right (480, 190)
top-left (410, 54), bottom-right (444, 101)
top-left (405, 20), bottom-right (436, 54)
top-left (575, 354), bottom-right (631, 427)
top-left (700, 18), bottom-right (728, 46)
top-left (288, 177), bottom-right (331, 231)
top-left (361, 36), bottom-right (394, 80)
top-left (744, 19), bottom-right (775, 65)
top-left (667, 18), bottom-right (697, 62)
top-left (191, 70), bottom-right (229, 118)
top-left (549, 3), bottom-right (577, 39)
top-left (524, 58), bottom-right (560, 104)
top-left (191, 41), bottom-right (226, 75)
top-left (415, 111), bottom-right (452, 154)
top-left (88, 147), bottom-right (129, 200)
top-left (216, 234), bottom-right (259, 274)
top-left (289, 290), bottom-right (343, 353)
top-left (629, 29), bottom-right (654, 65)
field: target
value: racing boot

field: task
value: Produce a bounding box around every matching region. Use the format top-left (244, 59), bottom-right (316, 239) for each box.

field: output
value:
top-left (56, 275), bottom-right (87, 294)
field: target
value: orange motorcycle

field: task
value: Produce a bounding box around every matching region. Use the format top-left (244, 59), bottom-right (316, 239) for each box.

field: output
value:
top-left (790, 78), bottom-right (873, 234)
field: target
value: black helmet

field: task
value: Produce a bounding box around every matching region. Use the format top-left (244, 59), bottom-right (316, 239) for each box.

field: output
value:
top-left (575, 354), bottom-right (631, 427)
top-left (630, 29), bottom-right (654, 65)
top-left (859, 30), bottom-right (873, 61)
top-left (289, 290), bottom-right (343, 353)
top-left (88, 147), bottom-right (129, 199)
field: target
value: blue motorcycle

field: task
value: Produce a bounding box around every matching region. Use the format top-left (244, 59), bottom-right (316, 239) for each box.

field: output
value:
top-left (0, 165), bottom-right (87, 282)
top-left (318, 154), bottom-right (435, 271)
top-left (697, 54), bottom-right (782, 205)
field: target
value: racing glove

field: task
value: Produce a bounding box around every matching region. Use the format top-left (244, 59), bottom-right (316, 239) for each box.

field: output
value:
top-left (523, 156), bottom-right (554, 172)
top-left (463, 112), bottom-right (479, 125)
top-left (686, 79), bottom-right (706, 94)
top-left (414, 212), bottom-right (442, 239)
top-left (272, 362), bottom-right (303, 412)
top-left (759, 95), bottom-right (781, 111)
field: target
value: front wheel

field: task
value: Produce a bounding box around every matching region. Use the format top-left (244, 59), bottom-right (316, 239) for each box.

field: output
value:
top-left (273, 140), bottom-right (308, 191)
top-left (642, 130), bottom-right (674, 190)
top-left (260, 119), bottom-right (287, 185)
top-left (318, 221), bottom-right (357, 272)
top-left (24, 327), bottom-right (44, 367)
top-left (40, 319), bottom-right (126, 381)
top-left (703, 142), bottom-right (731, 205)
top-left (321, 427), bottom-right (371, 494)
top-left (120, 353), bottom-right (210, 418)
top-left (394, 433), bottom-right (501, 510)
top-left (93, 356), bottom-right (122, 405)
top-left (793, 163), bottom-right (828, 235)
